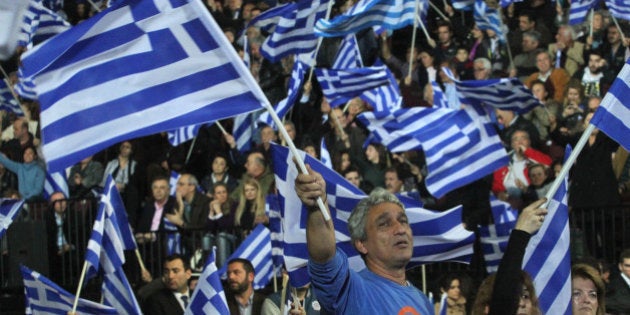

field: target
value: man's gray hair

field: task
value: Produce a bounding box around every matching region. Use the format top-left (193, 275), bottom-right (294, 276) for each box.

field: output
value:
top-left (474, 57), bottom-right (491, 71)
top-left (347, 188), bottom-right (405, 242)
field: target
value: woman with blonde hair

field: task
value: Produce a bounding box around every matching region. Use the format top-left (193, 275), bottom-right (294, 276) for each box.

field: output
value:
top-left (234, 178), bottom-right (268, 237)
top-left (572, 263), bottom-right (606, 315)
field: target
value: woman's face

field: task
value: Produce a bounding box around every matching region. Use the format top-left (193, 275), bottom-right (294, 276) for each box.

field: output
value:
top-left (119, 142), bottom-right (132, 157)
top-left (567, 88), bottom-right (581, 104)
top-left (212, 156), bottom-right (228, 174)
top-left (244, 184), bottom-right (258, 201)
top-left (304, 146), bottom-right (317, 158)
top-left (446, 279), bottom-right (461, 300)
top-left (572, 277), bottom-right (598, 315)
top-left (517, 285), bottom-right (533, 315)
top-left (365, 145), bottom-right (379, 163)
top-left (214, 186), bottom-right (228, 204)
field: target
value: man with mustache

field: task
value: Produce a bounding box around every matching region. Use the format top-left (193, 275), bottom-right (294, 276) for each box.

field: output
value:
top-left (226, 258), bottom-right (266, 315)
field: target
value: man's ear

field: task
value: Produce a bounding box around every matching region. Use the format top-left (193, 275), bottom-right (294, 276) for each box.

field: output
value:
top-left (248, 271), bottom-right (255, 283)
top-left (354, 239), bottom-right (368, 255)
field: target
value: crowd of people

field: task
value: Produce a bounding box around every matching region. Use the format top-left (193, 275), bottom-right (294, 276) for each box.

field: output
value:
top-left (3, 0), bottom-right (630, 313)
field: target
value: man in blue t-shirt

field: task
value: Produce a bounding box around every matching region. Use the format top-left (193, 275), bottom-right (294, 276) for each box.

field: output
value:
top-left (295, 166), bottom-right (434, 314)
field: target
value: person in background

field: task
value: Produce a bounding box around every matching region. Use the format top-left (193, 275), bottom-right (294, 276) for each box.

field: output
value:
top-left (606, 249), bottom-right (630, 314)
top-left (68, 155), bottom-right (104, 198)
top-left (0, 146), bottom-right (44, 201)
top-left (144, 254), bottom-right (192, 315)
top-left (572, 264), bottom-right (606, 315)
top-left (226, 258), bottom-right (267, 315)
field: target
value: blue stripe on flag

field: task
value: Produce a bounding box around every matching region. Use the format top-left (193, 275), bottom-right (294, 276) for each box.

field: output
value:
top-left (218, 224), bottom-right (274, 289)
top-left (316, 66), bottom-right (391, 107)
top-left (186, 247), bottom-right (230, 314)
top-left (0, 199), bottom-right (26, 240)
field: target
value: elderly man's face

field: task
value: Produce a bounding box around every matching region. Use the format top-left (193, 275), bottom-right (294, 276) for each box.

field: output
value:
top-left (356, 202), bottom-right (413, 269)
top-left (385, 171), bottom-right (403, 193)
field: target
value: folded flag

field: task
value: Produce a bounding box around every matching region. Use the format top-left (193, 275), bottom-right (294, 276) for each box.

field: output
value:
top-left (0, 79), bottom-right (24, 116)
top-left (185, 247), bottom-right (230, 315)
top-left (218, 224), bottom-right (274, 289)
top-left (568, 0), bottom-right (599, 25)
top-left (315, 66), bottom-right (390, 107)
top-left (478, 196), bottom-right (518, 273)
top-left (258, 60), bottom-right (306, 128)
top-left (0, 199), bottom-right (26, 240)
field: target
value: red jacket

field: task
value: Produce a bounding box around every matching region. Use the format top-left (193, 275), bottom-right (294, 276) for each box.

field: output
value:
top-left (492, 147), bottom-right (552, 194)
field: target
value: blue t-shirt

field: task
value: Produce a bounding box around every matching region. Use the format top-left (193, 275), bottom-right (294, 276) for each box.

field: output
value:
top-left (308, 249), bottom-right (434, 315)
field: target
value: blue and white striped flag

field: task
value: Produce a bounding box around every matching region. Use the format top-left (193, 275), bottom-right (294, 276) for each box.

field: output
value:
top-left (314, 0), bottom-right (418, 37)
top-left (18, 0), bottom-right (71, 48)
top-left (569, 0), bottom-right (599, 25)
top-left (478, 196), bottom-right (518, 273)
top-left (271, 143), bottom-right (474, 287)
top-left (170, 170), bottom-right (180, 196)
top-left (14, 68), bottom-right (37, 101)
top-left (452, 0), bottom-right (474, 10)
top-left (416, 105), bottom-right (509, 198)
top-left (257, 0), bottom-right (331, 62)
top-left (84, 175), bottom-right (141, 314)
top-left (442, 67), bottom-right (541, 114)
top-left (432, 81), bottom-right (449, 108)
top-left (0, 199), bottom-right (25, 240)
top-left (606, 0), bottom-right (630, 21)
top-left (438, 293), bottom-right (447, 315)
top-left (18, 0), bottom-right (268, 173)
top-left (522, 146), bottom-right (572, 315)
top-left (167, 124), bottom-right (203, 147)
top-left (21, 265), bottom-right (117, 315)
top-left (332, 34), bottom-right (363, 69)
top-left (590, 58), bottom-right (630, 151)
top-left (266, 194), bottom-right (284, 268)
top-left (233, 113), bottom-right (255, 154)
top-left (42, 0), bottom-right (64, 13)
top-left (0, 79), bottom-right (24, 116)
top-left (474, 0), bottom-right (505, 41)
top-left (43, 170), bottom-right (69, 200)
top-left (185, 247), bottom-right (229, 315)
top-left (320, 137), bottom-right (332, 168)
top-left (247, 2), bottom-right (295, 34)
top-left (258, 60), bottom-right (306, 128)
top-left (163, 217), bottom-right (182, 255)
top-left (358, 107), bottom-right (458, 153)
top-left (499, 0), bottom-right (523, 8)
top-left (360, 59), bottom-right (402, 114)
top-left (0, 1), bottom-right (30, 60)
top-left (316, 66), bottom-right (391, 107)
top-left (218, 224), bottom-right (274, 289)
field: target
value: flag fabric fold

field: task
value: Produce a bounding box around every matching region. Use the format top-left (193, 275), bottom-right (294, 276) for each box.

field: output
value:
top-left (473, 0), bottom-right (505, 42)
top-left (257, 60), bottom-right (306, 128)
top-left (84, 175), bottom-right (141, 314)
top-left (569, 0), bottom-right (599, 25)
top-left (478, 196), bottom-right (518, 273)
top-left (217, 224), bottom-right (274, 290)
top-left (522, 146), bottom-right (572, 315)
top-left (606, 0), bottom-right (630, 21)
top-left (442, 67), bottom-right (540, 114)
top-left (314, 0), bottom-right (418, 37)
top-left (19, 0), bottom-right (268, 172)
top-left (18, 0), bottom-right (71, 48)
top-left (255, 0), bottom-right (331, 62)
top-left (590, 57), bottom-right (630, 151)
top-left (185, 247), bottom-right (229, 315)
top-left (0, 199), bottom-right (26, 240)
top-left (167, 124), bottom-right (204, 146)
top-left (315, 66), bottom-right (391, 107)
top-left (0, 79), bottom-right (24, 116)
top-left (43, 171), bottom-right (69, 200)
top-left (21, 265), bottom-right (117, 314)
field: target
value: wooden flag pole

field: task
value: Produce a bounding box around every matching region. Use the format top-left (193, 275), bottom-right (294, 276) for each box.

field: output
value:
top-left (408, 0), bottom-right (420, 79)
top-left (215, 121), bottom-right (228, 135)
top-left (279, 273), bottom-right (290, 315)
top-left (71, 262), bottom-right (89, 314)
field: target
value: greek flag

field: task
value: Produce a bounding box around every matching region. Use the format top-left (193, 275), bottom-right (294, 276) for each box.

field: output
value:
top-left (185, 247), bottom-right (229, 315)
top-left (0, 199), bottom-right (25, 240)
top-left (357, 107), bottom-right (458, 153)
top-left (255, 0), bottom-right (331, 62)
top-left (438, 293), bottom-right (447, 315)
top-left (442, 67), bottom-right (540, 114)
top-left (266, 194), bottom-right (284, 268)
top-left (18, 0), bottom-right (71, 47)
top-left (218, 224), bottom-right (274, 290)
top-left (43, 171), bottom-right (69, 200)
top-left (18, 0), bottom-right (268, 173)
top-left (0, 0), bottom-right (30, 59)
top-left (315, 66), bottom-right (391, 107)
top-left (21, 265), bottom-right (117, 314)
top-left (247, 2), bottom-right (295, 34)
top-left (590, 58), bottom-right (630, 151)
top-left (0, 79), bottom-right (24, 116)
top-left (478, 196), bottom-right (518, 273)
top-left (233, 113), bottom-right (255, 154)
top-left (606, 0), bottom-right (630, 21)
top-left (271, 143), bottom-right (474, 287)
top-left (314, 0), bottom-right (418, 37)
top-left (84, 175), bottom-right (141, 314)
top-left (167, 124), bottom-right (203, 146)
top-left (320, 137), bottom-right (332, 168)
top-left (332, 34), bottom-right (363, 69)
top-left (360, 59), bottom-right (402, 114)
top-left (416, 105), bottom-right (508, 198)
top-left (474, 0), bottom-right (505, 41)
top-left (170, 170), bottom-right (180, 196)
top-left (432, 81), bottom-right (449, 108)
top-left (522, 146), bottom-right (572, 315)
top-left (258, 60), bottom-right (306, 129)
top-left (163, 217), bottom-right (182, 255)
top-left (569, 0), bottom-right (599, 25)
top-left (14, 68), bottom-right (37, 101)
